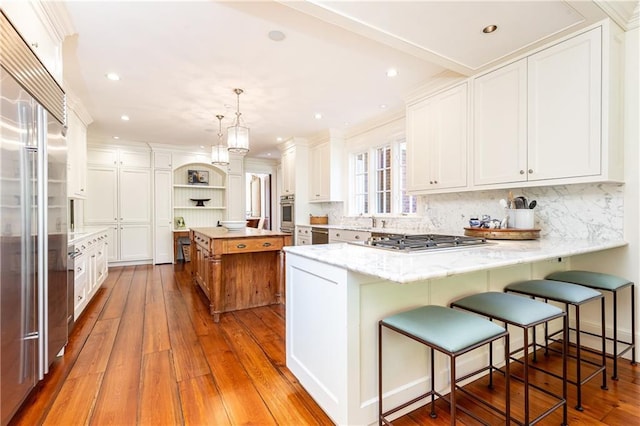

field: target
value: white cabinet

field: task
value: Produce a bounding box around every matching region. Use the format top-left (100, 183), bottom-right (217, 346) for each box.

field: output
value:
top-left (473, 59), bottom-right (528, 185)
top-left (472, 24), bottom-right (623, 188)
top-left (296, 225), bottom-right (312, 246)
top-left (153, 151), bottom-right (172, 169)
top-left (0, 1), bottom-right (65, 82)
top-left (328, 229), bottom-right (371, 243)
top-left (406, 82), bottom-right (468, 194)
top-left (281, 146), bottom-right (296, 195)
top-left (527, 27), bottom-right (601, 181)
top-left (226, 153), bottom-right (245, 221)
top-left (66, 105), bottom-right (91, 198)
top-left (309, 131), bottom-right (343, 202)
top-left (154, 169), bottom-right (173, 264)
top-left (85, 146), bottom-right (152, 263)
top-left (73, 230), bottom-right (109, 320)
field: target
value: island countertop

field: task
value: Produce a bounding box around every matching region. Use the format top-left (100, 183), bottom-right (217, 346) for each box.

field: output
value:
top-left (284, 238), bottom-right (627, 284)
top-left (190, 227), bottom-right (292, 239)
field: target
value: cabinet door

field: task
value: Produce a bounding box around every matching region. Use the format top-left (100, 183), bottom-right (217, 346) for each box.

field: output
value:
top-left (119, 224), bottom-right (152, 261)
top-left (105, 226), bottom-right (118, 263)
top-left (119, 168), bottom-right (151, 222)
top-left (406, 97), bottom-right (435, 192)
top-left (153, 151), bottom-right (172, 169)
top-left (87, 148), bottom-right (118, 166)
top-left (85, 167), bottom-right (118, 223)
top-left (528, 28), bottom-right (601, 181)
top-left (227, 173), bottom-right (244, 221)
top-left (73, 253), bottom-right (88, 319)
top-left (473, 60), bottom-right (528, 185)
top-left (120, 150), bottom-right (151, 168)
top-left (309, 143), bottom-right (329, 201)
top-left (66, 109), bottom-right (88, 198)
top-left (281, 148), bottom-right (295, 194)
top-left (431, 83), bottom-right (468, 190)
top-left (154, 170), bottom-right (173, 264)
top-left (407, 83), bottom-right (468, 192)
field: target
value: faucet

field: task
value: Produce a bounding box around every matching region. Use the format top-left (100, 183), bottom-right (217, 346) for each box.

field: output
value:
top-left (371, 216), bottom-right (377, 228)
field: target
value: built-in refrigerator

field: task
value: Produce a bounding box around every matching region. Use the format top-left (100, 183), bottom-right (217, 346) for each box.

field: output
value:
top-left (0, 11), bottom-right (67, 425)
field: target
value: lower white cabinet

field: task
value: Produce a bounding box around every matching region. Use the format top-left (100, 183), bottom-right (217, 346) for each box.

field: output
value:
top-left (328, 229), bottom-right (371, 243)
top-left (296, 225), bottom-right (312, 245)
top-left (105, 224), bottom-right (152, 263)
top-left (73, 230), bottom-right (109, 320)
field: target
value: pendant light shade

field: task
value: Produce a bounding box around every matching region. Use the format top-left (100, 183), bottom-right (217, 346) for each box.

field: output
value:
top-left (227, 88), bottom-right (250, 153)
top-left (211, 114), bottom-right (229, 166)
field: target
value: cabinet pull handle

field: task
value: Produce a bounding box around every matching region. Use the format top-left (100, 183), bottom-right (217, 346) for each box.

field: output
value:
top-left (262, 242), bottom-right (272, 247)
top-left (520, 170), bottom-right (525, 175)
top-left (355, 235), bottom-right (360, 240)
top-left (336, 233), bottom-right (340, 237)
top-left (236, 243), bottom-right (247, 249)
top-left (528, 169), bottom-right (534, 174)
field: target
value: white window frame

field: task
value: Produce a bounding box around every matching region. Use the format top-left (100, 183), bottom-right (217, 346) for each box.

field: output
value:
top-left (348, 137), bottom-right (416, 216)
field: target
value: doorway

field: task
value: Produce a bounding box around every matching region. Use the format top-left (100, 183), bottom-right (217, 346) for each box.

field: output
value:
top-left (245, 173), bottom-right (272, 230)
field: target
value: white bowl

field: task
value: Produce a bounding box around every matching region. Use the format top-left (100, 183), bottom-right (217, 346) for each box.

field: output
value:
top-left (220, 220), bottom-right (246, 230)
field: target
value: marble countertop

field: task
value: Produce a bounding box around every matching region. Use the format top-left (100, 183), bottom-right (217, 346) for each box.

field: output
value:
top-left (190, 227), bottom-right (291, 239)
top-left (296, 223), bottom-right (415, 235)
top-left (284, 238), bottom-right (627, 284)
top-left (68, 227), bottom-right (109, 245)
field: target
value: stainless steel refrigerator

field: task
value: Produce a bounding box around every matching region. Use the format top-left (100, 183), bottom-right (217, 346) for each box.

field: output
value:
top-left (1, 11), bottom-right (68, 425)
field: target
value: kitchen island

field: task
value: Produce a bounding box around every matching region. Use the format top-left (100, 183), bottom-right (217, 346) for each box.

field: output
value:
top-left (284, 237), bottom-right (626, 425)
top-left (190, 227), bottom-right (292, 322)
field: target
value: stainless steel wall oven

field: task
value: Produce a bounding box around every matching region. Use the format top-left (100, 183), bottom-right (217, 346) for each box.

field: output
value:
top-left (280, 194), bottom-right (294, 233)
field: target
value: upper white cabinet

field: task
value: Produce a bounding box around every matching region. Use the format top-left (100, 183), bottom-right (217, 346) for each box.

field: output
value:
top-left (473, 59), bottom-right (528, 185)
top-left (527, 27), bottom-right (601, 181)
top-left (309, 130), bottom-right (343, 202)
top-left (472, 23), bottom-right (623, 188)
top-left (66, 103), bottom-right (92, 198)
top-left (281, 145), bottom-right (296, 195)
top-left (1, 1), bottom-right (67, 82)
top-left (406, 82), bottom-right (468, 193)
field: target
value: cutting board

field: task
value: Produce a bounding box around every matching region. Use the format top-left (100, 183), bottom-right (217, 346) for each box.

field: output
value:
top-left (464, 227), bottom-right (540, 240)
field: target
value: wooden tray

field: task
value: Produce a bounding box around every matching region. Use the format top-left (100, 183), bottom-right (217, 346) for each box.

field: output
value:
top-left (464, 227), bottom-right (540, 240)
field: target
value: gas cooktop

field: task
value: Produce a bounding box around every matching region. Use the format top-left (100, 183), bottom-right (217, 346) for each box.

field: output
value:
top-left (353, 233), bottom-right (488, 252)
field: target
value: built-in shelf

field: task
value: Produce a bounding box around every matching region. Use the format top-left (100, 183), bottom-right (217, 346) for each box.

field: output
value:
top-left (173, 163), bottom-right (227, 228)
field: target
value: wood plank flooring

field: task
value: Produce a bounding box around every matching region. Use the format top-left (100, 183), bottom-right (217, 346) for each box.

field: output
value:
top-left (8, 264), bottom-right (640, 425)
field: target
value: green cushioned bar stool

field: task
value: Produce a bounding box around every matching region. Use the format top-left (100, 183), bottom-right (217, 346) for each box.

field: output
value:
top-left (378, 305), bottom-right (510, 426)
top-left (505, 279), bottom-right (607, 411)
top-left (451, 292), bottom-right (568, 426)
top-left (546, 270), bottom-right (636, 380)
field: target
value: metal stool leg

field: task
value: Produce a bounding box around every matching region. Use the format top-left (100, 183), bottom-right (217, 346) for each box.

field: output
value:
top-left (601, 297), bottom-right (608, 390)
top-left (632, 284), bottom-right (637, 366)
top-left (430, 348), bottom-right (436, 419)
top-left (449, 355), bottom-right (456, 426)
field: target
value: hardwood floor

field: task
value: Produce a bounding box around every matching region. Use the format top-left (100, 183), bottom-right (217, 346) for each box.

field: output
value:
top-left (8, 264), bottom-right (640, 425)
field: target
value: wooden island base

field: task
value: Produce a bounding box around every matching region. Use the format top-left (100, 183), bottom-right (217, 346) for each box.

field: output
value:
top-left (190, 227), bottom-right (292, 322)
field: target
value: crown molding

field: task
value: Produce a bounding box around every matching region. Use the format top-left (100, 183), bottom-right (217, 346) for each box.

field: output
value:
top-left (32, 1), bottom-right (75, 42)
top-left (595, 0), bottom-right (640, 30)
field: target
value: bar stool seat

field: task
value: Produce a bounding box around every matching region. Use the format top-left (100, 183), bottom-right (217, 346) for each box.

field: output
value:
top-left (546, 270), bottom-right (637, 380)
top-left (506, 279), bottom-right (607, 411)
top-left (379, 305), bottom-right (510, 425)
top-left (451, 292), bottom-right (567, 426)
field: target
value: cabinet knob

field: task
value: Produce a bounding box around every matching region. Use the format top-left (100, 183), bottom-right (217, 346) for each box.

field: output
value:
top-left (528, 169), bottom-right (534, 174)
top-left (236, 243), bottom-right (247, 249)
top-left (520, 170), bottom-right (525, 175)
top-left (336, 233), bottom-right (340, 237)
top-left (262, 242), bottom-right (272, 247)
top-left (31, 42), bottom-right (39, 49)
top-left (355, 235), bottom-right (360, 240)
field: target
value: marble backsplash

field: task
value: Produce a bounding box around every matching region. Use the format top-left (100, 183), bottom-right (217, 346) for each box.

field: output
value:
top-left (320, 183), bottom-right (625, 240)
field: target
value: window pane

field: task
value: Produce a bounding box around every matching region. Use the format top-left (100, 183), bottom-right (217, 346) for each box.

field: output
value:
top-left (374, 146), bottom-right (392, 214)
top-left (353, 151), bottom-right (369, 215)
top-left (400, 142), bottom-right (417, 214)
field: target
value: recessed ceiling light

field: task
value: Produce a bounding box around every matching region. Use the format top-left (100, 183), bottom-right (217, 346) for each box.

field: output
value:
top-left (267, 152), bottom-right (272, 156)
top-left (199, 145), bottom-right (205, 149)
top-left (344, 122), bottom-right (350, 126)
top-left (386, 68), bottom-right (398, 78)
top-left (112, 136), bottom-right (120, 139)
top-left (121, 115), bottom-right (130, 121)
top-left (276, 137), bottom-right (283, 142)
top-left (380, 104), bottom-right (387, 109)
top-left (105, 72), bottom-right (120, 81)
top-left (483, 24), bottom-right (498, 34)
top-left (268, 30), bottom-right (286, 42)
top-left (314, 113), bottom-right (322, 120)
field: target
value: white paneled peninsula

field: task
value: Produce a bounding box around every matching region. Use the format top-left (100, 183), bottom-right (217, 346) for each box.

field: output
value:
top-left (284, 238), bottom-right (626, 425)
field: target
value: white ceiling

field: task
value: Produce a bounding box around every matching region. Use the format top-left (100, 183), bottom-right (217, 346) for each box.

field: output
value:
top-left (60, 0), bottom-right (634, 159)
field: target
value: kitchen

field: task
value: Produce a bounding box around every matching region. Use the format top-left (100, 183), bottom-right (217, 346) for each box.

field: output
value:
top-left (1, 1), bottom-right (638, 425)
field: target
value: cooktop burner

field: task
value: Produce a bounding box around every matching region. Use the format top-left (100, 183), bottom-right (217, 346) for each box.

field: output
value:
top-left (357, 234), bottom-right (487, 252)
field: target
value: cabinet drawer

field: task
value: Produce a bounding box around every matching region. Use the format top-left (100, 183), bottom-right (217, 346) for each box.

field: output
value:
top-left (224, 238), bottom-right (283, 254)
top-left (192, 233), bottom-right (210, 250)
top-left (329, 229), bottom-right (370, 242)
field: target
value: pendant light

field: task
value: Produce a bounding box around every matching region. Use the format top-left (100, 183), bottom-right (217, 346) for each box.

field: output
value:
top-left (211, 114), bottom-right (229, 166)
top-left (227, 88), bottom-right (250, 153)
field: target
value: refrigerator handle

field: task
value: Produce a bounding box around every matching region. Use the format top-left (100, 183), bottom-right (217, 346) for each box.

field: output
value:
top-left (20, 145), bottom-right (39, 383)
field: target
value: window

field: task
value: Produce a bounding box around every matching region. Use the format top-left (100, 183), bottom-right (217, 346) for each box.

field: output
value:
top-left (350, 139), bottom-right (416, 216)
top-left (353, 152), bottom-right (369, 214)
